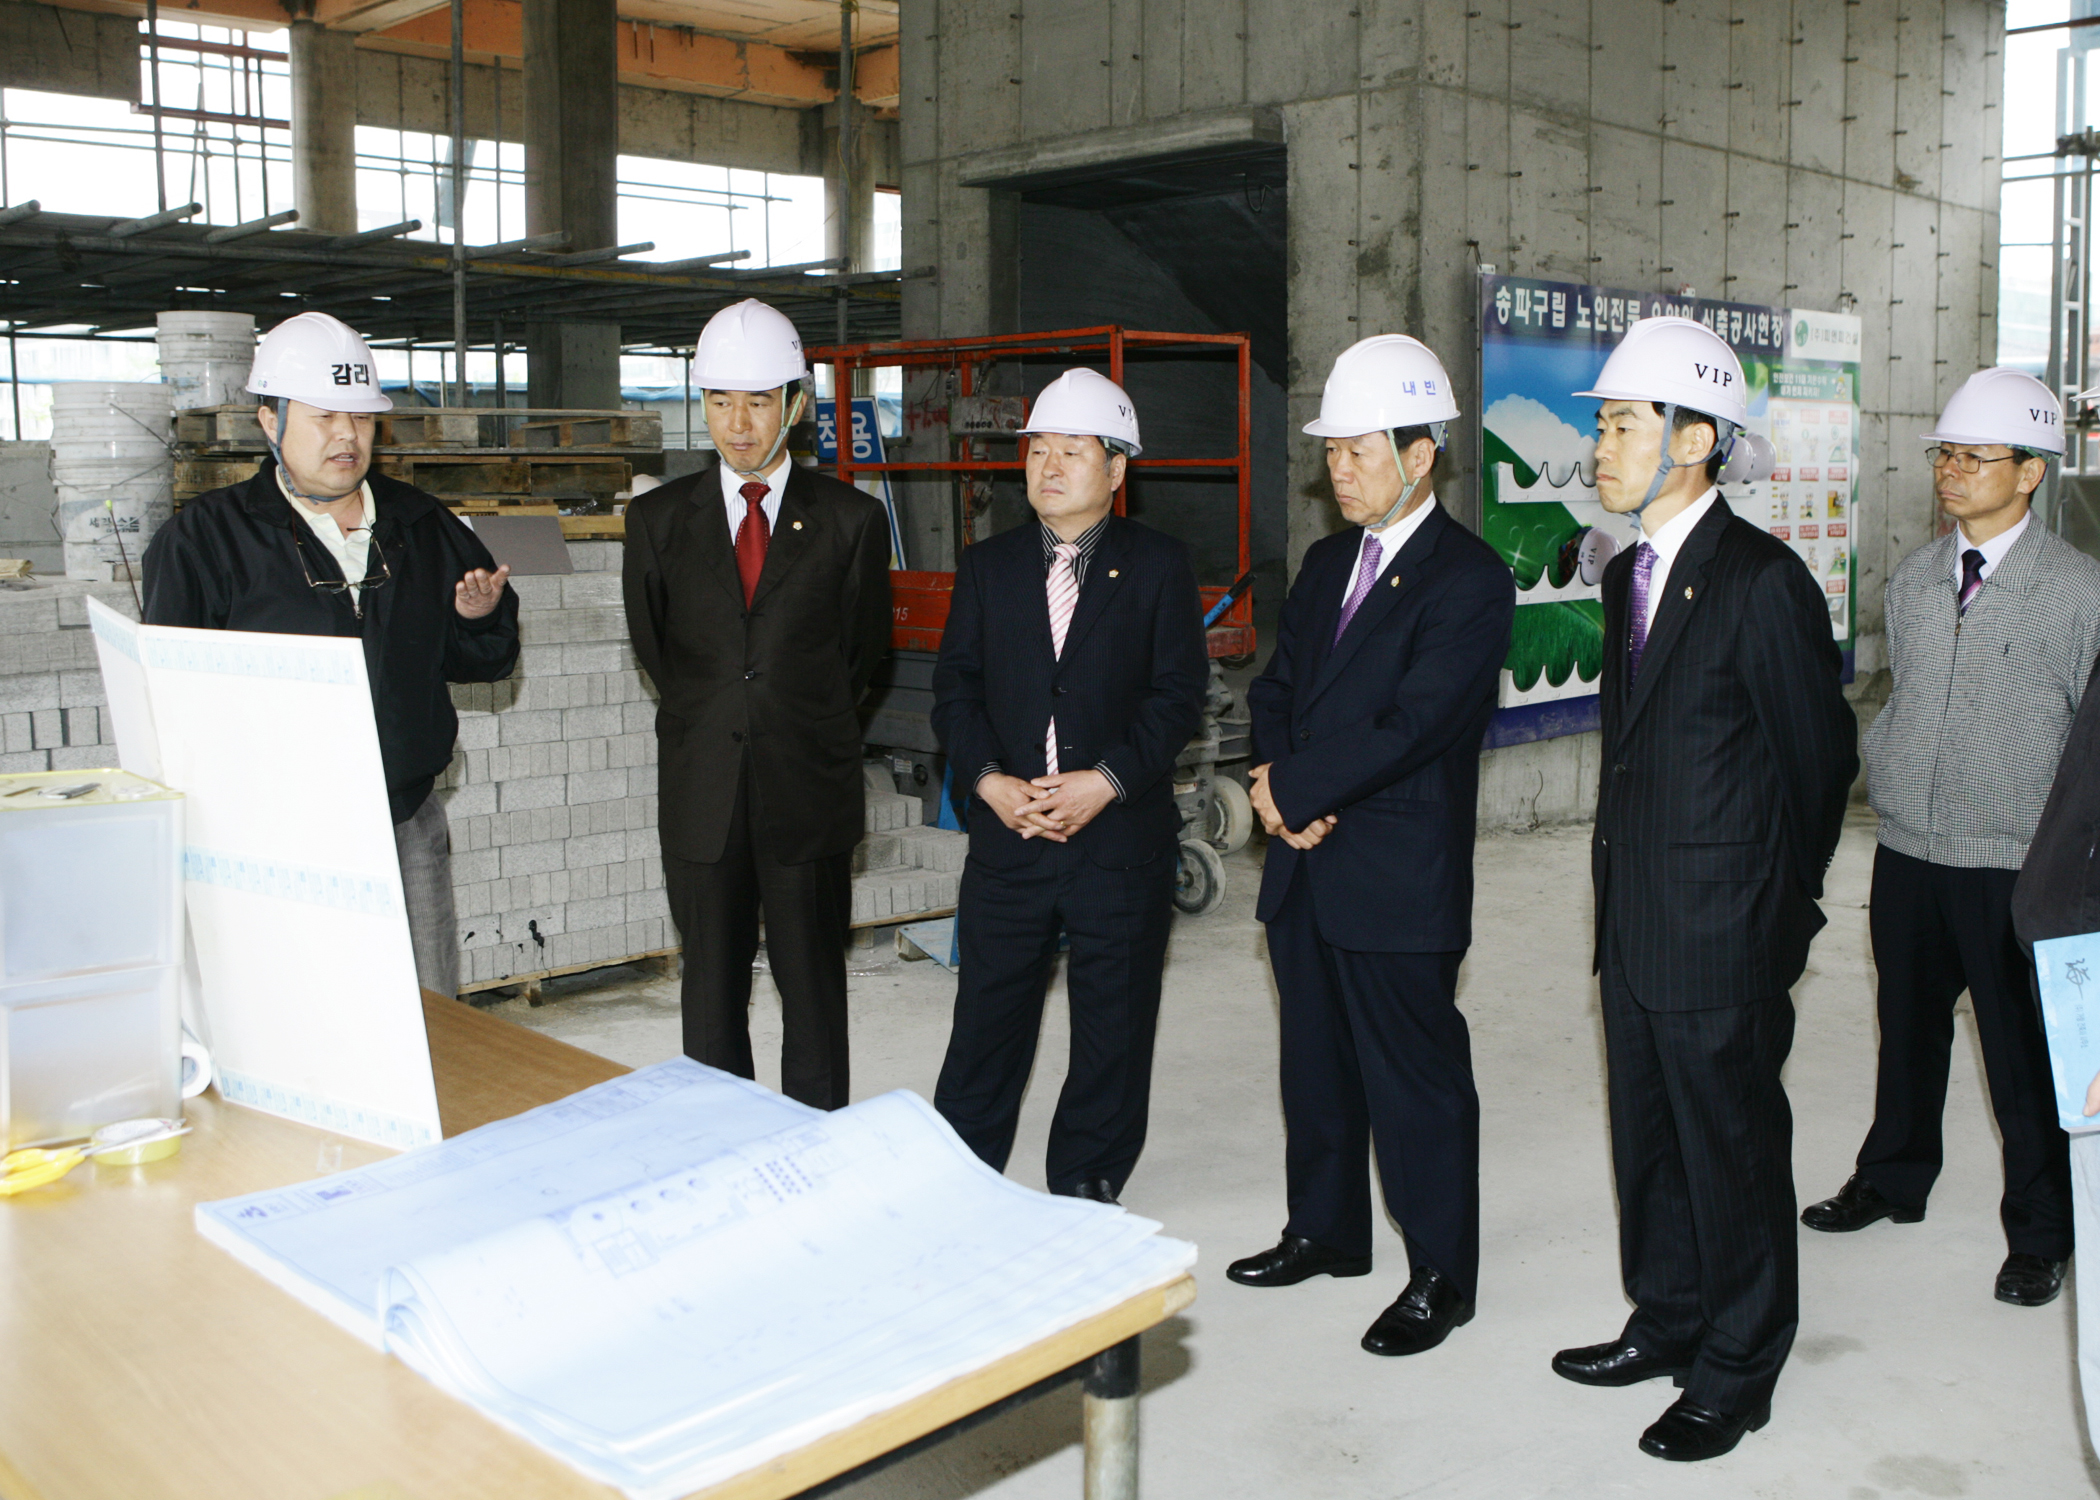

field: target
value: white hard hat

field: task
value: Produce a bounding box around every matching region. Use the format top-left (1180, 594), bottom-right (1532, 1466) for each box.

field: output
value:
top-left (1302, 335), bottom-right (1460, 437)
top-left (1927, 368), bottom-right (2064, 456)
top-left (247, 312), bottom-right (391, 413)
top-left (1576, 315), bottom-right (1748, 429)
top-left (1019, 368), bottom-right (1142, 456)
top-left (691, 298), bottom-right (809, 392)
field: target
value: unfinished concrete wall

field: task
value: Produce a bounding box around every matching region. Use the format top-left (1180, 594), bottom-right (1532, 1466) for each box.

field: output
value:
top-left (901, 0), bottom-right (2004, 679)
top-left (0, 2), bottom-right (143, 105)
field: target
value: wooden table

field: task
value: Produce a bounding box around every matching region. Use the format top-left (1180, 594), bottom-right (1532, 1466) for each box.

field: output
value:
top-left (0, 996), bottom-right (1193, 1500)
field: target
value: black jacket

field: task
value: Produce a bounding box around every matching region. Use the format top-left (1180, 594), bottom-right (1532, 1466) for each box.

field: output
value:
top-left (2013, 657), bottom-right (2100, 950)
top-left (932, 512), bottom-right (1207, 871)
top-left (1249, 504), bottom-right (1515, 952)
top-left (141, 464), bottom-right (522, 822)
top-left (1592, 499), bottom-right (1859, 1008)
top-left (623, 461), bottom-right (892, 865)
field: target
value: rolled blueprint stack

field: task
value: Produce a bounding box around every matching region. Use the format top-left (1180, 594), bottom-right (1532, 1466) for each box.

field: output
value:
top-left (198, 1061), bottom-right (1195, 1499)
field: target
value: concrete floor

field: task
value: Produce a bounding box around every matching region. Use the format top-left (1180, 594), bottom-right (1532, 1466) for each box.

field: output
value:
top-left (484, 809), bottom-right (2094, 1497)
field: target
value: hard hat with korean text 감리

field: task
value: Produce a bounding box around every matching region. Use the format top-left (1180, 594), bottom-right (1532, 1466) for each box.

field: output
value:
top-left (1018, 368), bottom-right (1143, 456)
top-left (690, 298), bottom-right (810, 392)
top-left (246, 312), bottom-right (392, 413)
top-left (1930, 368), bottom-right (2065, 456)
top-left (1302, 335), bottom-right (1461, 437)
top-left (1575, 315), bottom-right (1749, 429)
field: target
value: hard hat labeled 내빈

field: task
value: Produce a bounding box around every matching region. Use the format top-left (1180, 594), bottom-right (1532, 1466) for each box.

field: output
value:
top-left (246, 312), bottom-right (392, 413)
top-left (1576, 315), bottom-right (1749, 429)
top-left (1018, 368), bottom-right (1143, 456)
top-left (690, 299), bottom-right (810, 392)
top-left (1303, 335), bottom-right (1461, 437)
top-left (1929, 368), bottom-right (2065, 456)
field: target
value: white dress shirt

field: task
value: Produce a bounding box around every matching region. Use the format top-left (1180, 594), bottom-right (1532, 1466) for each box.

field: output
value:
top-left (1952, 509), bottom-right (2029, 585)
top-left (277, 468), bottom-right (377, 603)
top-left (718, 452), bottom-right (792, 543)
top-left (1342, 493), bottom-right (1439, 607)
top-left (1637, 487), bottom-right (1720, 636)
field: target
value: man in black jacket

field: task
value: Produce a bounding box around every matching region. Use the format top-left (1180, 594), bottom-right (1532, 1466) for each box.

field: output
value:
top-left (142, 312), bottom-right (519, 997)
top-left (1546, 317), bottom-right (1857, 1462)
top-left (623, 299), bottom-right (891, 1111)
top-left (1224, 335), bottom-right (1513, 1363)
top-left (930, 368), bottom-right (1207, 1202)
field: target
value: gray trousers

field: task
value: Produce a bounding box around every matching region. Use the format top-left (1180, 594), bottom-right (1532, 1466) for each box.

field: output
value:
top-left (393, 791), bottom-right (460, 997)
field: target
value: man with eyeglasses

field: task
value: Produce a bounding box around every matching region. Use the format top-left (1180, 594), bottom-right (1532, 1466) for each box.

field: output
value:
top-left (1801, 368), bottom-right (2100, 1311)
top-left (142, 312), bottom-right (519, 999)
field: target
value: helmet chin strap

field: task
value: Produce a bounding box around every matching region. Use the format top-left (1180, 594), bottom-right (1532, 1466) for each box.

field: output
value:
top-left (1370, 426), bottom-right (1446, 531)
top-left (266, 397), bottom-right (358, 510)
top-left (730, 386), bottom-right (806, 479)
top-left (1628, 405), bottom-right (1736, 524)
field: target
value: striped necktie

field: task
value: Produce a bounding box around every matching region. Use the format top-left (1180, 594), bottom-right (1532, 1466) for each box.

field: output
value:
top-left (1335, 533), bottom-right (1385, 644)
top-left (1627, 542), bottom-right (1658, 681)
top-left (1044, 541), bottom-right (1080, 775)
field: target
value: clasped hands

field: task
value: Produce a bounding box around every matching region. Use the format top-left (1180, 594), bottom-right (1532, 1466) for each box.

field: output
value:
top-left (1249, 763), bottom-right (1337, 851)
top-left (979, 768), bottom-right (1117, 842)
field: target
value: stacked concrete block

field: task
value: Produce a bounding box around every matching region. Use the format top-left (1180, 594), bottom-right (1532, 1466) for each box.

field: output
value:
top-left (852, 780), bottom-right (966, 925)
top-left (439, 540), bottom-right (672, 988)
top-left (0, 579), bottom-right (140, 774)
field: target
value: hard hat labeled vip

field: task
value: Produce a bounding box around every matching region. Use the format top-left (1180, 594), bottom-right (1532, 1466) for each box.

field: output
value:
top-left (1934, 368), bottom-right (2065, 456)
top-left (247, 312), bottom-right (392, 413)
top-left (1019, 368), bottom-right (1143, 456)
top-left (1304, 335), bottom-right (1460, 439)
top-left (691, 298), bottom-right (810, 392)
top-left (1576, 315), bottom-right (1749, 428)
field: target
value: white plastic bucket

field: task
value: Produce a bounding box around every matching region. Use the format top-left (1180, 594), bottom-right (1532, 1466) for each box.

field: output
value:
top-left (50, 383), bottom-right (173, 579)
top-left (155, 311), bottom-right (255, 412)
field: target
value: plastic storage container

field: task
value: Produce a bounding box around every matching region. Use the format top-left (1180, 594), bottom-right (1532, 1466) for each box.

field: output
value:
top-left (0, 769), bottom-right (184, 1149)
top-left (49, 382), bottom-right (175, 582)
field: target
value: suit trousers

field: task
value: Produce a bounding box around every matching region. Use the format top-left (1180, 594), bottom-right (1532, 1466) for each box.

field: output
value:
top-left (933, 838), bottom-right (1174, 1195)
top-left (1266, 865), bottom-right (1479, 1301)
top-left (1856, 843), bottom-right (2072, 1256)
top-left (661, 755), bottom-right (852, 1110)
top-left (393, 791), bottom-right (460, 999)
top-left (1602, 943), bottom-right (1797, 1415)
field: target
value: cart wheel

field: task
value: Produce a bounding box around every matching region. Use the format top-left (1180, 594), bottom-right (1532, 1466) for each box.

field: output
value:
top-left (1174, 839), bottom-right (1227, 916)
top-left (1220, 652), bottom-right (1256, 670)
top-left (1207, 776), bottom-right (1254, 855)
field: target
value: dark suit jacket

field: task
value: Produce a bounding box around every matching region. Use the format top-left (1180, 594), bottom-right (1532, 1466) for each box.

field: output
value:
top-left (2013, 655), bottom-right (2100, 950)
top-left (1592, 498), bottom-right (1858, 1009)
top-left (1249, 504), bottom-right (1515, 953)
top-left (931, 513), bottom-right (1207, 871)
top-left (622, 461), bottom-right (891, 865)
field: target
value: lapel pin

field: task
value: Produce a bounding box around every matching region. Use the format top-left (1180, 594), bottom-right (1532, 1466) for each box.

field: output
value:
top-left (792, 520), bottom-right (803, 530)
top-left (1684, 586), bottom-right (1693, 599)
top-left (1390, 576), bottom-right (1401, 587)
top-left (1108, 569), bottom-right (1119, 578)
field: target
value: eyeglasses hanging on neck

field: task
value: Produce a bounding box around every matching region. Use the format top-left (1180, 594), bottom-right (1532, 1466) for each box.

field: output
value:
top-left (287, 524), bottom-right (391, 620)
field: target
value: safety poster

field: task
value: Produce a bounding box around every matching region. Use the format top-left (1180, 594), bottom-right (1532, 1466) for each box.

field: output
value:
top-left (1476, 274), bottom-right (1862, 746)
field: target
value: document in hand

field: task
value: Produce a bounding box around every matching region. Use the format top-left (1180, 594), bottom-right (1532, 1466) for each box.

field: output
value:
top-left (2031, 932), bottom-right (2100, 1133)
top-left (197, 1059), bottom-right (1196, 1499)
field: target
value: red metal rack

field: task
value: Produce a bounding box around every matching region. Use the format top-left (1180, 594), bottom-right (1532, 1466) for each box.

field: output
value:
top-left (810, 325), bottom-right (1255, 660)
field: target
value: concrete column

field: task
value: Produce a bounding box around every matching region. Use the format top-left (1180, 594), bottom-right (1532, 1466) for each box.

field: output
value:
top-left (522, 0), bottom-right (622, 410)
top-left (287, 21), bottom-right (357, 236)
top-left (821, 102), bottom-right (878, 277)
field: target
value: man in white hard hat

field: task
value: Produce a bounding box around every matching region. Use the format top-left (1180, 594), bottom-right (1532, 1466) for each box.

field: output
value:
top-left (1224, 336), bottom-right (1514, 1361)
top-left (929, 368), bottom-right (1206, 1202)
top-left (1549, 315), bottom-right (1856, 1461)
top-left (1801, 369), bottom-right (2100, 1311)
top-left (142, 311), bottom-right (519, 997)
top-left (623, 299), bottom-right (890, 1110)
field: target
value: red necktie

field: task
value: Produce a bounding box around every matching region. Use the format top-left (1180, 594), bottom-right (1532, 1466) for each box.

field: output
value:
top-left (735, 481), bottom-right (770, 607)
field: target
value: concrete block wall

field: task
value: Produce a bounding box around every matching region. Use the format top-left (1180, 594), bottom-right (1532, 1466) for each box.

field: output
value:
top-left (901, 0), bottom-right (2004, 682)
top-left (0, 578), bottom-right (142, 773)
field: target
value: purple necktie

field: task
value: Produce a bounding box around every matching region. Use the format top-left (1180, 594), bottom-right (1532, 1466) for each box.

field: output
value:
top-left (1627, 542), bottom-right (1658, 681)
top-left (1958, 548), bottom-right (1986, 615)
top-left (1335, 534), bottom-right (1385, 643)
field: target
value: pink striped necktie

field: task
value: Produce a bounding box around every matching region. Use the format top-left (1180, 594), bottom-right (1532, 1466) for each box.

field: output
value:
top-left (1044, 541), bottom-right (1080, 775)
top-left (1334, 534), bottom-right (1384, 643)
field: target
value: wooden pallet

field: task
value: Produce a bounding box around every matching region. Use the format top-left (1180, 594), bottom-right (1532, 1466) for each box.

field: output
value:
top-left (377, 407), bottom-right (662, 453)
top-left (374, 453), bottom-right (631, 500)
top-left (175, 454), bottom-right (266, 502)
top-left (516, 412), bottom-right (661, 450)
top-left (174, 405), bottom-right (266, 451)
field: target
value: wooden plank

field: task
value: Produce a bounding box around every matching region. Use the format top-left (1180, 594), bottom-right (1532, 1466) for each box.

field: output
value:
top-left (560, 515), bottom-right (627, 539)
top-left (419, 990), bottom-right (629, 1136)
top-left (689, 1275), bottom-right (1198, 1500)
top-left (453, 946), bottom-right (681, 996)
top-left (173, 405), bottom-right (265, 450)
top-left (517, 412), bottom-right (663, 450)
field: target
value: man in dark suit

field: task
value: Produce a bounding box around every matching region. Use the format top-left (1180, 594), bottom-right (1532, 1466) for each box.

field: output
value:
top-left (623, 299), bottom-right (891, 1110)
top-left (930, 368), bottom-right (1208, 1202)
top-left (1223, 336), bottom-right (1514, 1361)
top-left (1550, 317), bottom-right (1857, 1462)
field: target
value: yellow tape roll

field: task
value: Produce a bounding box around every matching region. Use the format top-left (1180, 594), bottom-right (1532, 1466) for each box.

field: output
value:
top-left (91, 1118), bottom-right (185, 1167)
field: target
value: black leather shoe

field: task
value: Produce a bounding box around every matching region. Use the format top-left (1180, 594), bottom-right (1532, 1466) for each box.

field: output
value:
top-left (1638, 1395), bottom-right (1770, 1461)
top-left (1551, 1338), bottom-right (1693, 1388)
top-left (1226, 1234), bottom-right (1372, 1287)
top-left (1054, 1177), bottom-right (1120, 1206)
top-left (1800, 1174), bottom-right (1924, 1233)
top-left (1996, 1253), bottom-right (2068, 1307)
top-left (1360, 1265), bottom-right (1473, 1356)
